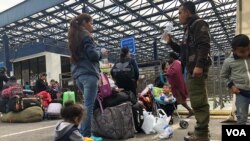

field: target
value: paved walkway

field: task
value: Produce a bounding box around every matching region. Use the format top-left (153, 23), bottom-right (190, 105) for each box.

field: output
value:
top-left (1, 115), bottom-right (248, 141)
top-left (1, 98), bottom-right (249, 141)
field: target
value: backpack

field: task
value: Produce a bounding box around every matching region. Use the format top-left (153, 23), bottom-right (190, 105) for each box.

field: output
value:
top-left (97, 73), bottom-right (112, 113)
top-left (36, 91), bottom-right (52, 108)
top-left (1, 86), bottom-right (23, 98)
top-left (55, 125), bottom-right (79, 141)
top-left (111, 59), bottom-right (135, 80)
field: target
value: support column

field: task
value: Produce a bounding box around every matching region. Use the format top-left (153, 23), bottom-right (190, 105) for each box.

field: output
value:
top-left (45, 52), bottom-right (62, 82)
top-left (236, 0), bottom-right (250, 35)
top-left (2, 33), bottom-right (11, 75)
top-left (153, 38), bottom-right (158, 61)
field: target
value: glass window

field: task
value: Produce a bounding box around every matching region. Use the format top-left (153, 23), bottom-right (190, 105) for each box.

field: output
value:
top-left (13, 62), bottom-right (22, 81)
top-left (29, 58), bottom-right (38, 86)
top-left (38, 56), bottom-right (46, 74)
top-left (13, 56), bottom-right (46, 86)
top-left (61, 56), bottom-right (70, 73)
top-left (21, 60), bottom-right (29, 85)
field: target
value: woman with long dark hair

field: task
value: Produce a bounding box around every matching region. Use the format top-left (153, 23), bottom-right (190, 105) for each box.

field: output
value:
top-left (68, 13), bottom-right (107, 138)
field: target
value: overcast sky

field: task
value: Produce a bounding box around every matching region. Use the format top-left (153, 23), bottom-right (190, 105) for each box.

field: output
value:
top-left (0, 0), bottom-right (24, 13)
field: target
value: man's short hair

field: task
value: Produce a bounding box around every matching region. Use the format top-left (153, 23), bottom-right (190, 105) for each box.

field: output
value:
top-left (39, 72), bottom-right (47, 77)
top-left (181, 1), bottom-right (196, 15)
top-left (231, 34), bottom-right (250, 49)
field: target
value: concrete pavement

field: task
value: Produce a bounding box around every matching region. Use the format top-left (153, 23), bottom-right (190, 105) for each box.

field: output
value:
top-left (0, 116), bottom-right (231, 141)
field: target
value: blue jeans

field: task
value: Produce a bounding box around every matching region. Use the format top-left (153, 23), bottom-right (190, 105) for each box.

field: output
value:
top-left (75, 75), bottom-right (99, 137)
top-left (236, 94), bottom-right (250, 125)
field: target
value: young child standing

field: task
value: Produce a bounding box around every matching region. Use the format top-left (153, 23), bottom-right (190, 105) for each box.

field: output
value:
top-left (220, 34), bottom-right (250, 125)
top-left (54, 101), bottom-right (87, 141)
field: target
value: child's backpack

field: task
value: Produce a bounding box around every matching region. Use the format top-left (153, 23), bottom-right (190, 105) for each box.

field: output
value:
top-left (63, 91), bottom-right (76, 105)
top-left (1, 86), bottom-right (23, 98)
top-left (97, 73), bottom-right (112, 113)
top-left (111, 59), bottom-right (135, 80)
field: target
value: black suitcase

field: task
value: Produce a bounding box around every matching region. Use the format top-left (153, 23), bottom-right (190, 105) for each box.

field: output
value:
top-left (132, 102), bottom-right (144, 132)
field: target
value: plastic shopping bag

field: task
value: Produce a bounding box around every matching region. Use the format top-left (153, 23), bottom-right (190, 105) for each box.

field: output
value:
top-left (153, 109), bottom-right (171, 133)
top-left (141, 111), bottom-right (156, 134)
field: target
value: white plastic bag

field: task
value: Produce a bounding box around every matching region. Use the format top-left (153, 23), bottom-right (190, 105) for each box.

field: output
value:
top-left (141, 111), bottom-right (156, 134)
top-left (160, 21), bottom-right (174, 44)
top-left (153, 109), bottom-right (171, 133)
top-left (159, 125), bottom-right (173, 139)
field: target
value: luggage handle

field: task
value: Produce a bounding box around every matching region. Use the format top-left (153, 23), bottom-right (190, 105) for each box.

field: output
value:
top-left (157, 109), bottom-right (167, 117)
top-left (97, 96), bottom-right (104, 114)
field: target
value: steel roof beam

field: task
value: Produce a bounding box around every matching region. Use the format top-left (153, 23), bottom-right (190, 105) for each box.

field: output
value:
top-left (209, 0), bottom-right (232, 43)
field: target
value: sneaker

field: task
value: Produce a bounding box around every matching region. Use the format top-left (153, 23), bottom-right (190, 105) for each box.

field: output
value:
top-left (84, 137), bottom-right (93, 141)
top-left (91, 135), bottom-right (103, 141)
top-left (184, 135), bottom-right (210, 141)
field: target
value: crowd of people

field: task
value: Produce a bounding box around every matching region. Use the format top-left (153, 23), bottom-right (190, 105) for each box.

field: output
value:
top-left (1, 1), bottom-right (249, 141)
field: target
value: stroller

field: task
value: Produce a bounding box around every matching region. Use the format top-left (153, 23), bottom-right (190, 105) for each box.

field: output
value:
top-left (139, 84), bottom-right (189, 129)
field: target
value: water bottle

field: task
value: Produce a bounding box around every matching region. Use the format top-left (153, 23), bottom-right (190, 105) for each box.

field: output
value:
top-left (160, 21), bottom-right (174, 44)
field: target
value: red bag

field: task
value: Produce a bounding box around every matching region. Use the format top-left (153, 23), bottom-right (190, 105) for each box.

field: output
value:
top-left (36, 91), bottom-right (52, 108)
top-left (1, 86), bottom-right (23, 98)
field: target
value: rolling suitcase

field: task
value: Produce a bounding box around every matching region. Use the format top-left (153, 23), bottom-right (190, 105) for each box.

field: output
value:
top-left (46, 102), bottom-right (62, 119)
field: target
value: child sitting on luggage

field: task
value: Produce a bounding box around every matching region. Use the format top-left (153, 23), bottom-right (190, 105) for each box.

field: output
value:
top-left (155, 84), bottom-right (176, 118)
top-left (54, 101), bottom-right (87, 141)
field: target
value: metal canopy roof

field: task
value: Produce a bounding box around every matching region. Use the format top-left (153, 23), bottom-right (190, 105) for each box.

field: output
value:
top-left (0, 0), bottom-right (236, 63)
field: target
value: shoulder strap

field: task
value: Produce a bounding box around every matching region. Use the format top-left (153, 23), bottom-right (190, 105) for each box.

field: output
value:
top-left (189, 19), bottom-right (203, 31)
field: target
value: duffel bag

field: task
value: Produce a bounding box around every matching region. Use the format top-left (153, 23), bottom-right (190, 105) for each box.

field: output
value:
top-left (92, 102), bottom-right (135, 140)
top-left (0, 106), bottom-right (43, 123)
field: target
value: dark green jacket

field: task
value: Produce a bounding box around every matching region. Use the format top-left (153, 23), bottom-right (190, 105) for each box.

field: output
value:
top-left (169, 15), bottom-right (211, 74)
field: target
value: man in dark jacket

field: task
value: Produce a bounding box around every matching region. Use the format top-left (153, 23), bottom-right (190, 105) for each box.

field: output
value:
top-left (163, 2), bottom-right (211, 141)
top-left (35, 72), bottom-right (48, 93)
